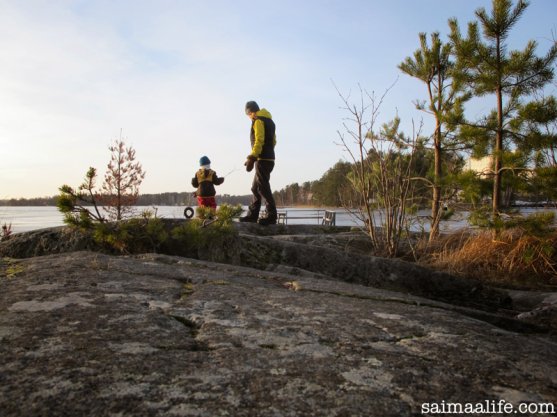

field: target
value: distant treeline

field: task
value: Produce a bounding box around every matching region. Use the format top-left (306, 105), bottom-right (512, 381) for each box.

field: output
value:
top-left (0, 197), bottom-right (59, 206)
top-left (0, 161), bottom-right (355, 208)
top-left (0, 193), bottom-right (253, 207)
top-left (136, 193), bottom-right (253, 207)
top-left (273, 161), bottom-right (357, 207)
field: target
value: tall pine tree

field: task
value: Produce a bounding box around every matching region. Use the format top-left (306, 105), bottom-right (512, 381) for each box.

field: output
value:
top-left (449, 0), bottom-right (557, 214)
top-left (399, 32), bottom-right (468, 240)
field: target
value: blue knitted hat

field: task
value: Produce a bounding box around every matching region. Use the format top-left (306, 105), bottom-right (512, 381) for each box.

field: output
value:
top-left (199, 156), bottom-right (211, 166)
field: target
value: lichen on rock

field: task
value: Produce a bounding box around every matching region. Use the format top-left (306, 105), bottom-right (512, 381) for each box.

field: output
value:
top-left (0, 224), bottom-right (556, 416)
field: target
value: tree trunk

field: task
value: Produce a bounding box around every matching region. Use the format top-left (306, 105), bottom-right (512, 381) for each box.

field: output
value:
top-left (429, 121), bottom-right (442, 242)
top-left (493, 85), bottom-right (503, 216)
top-left (493, 35), bottom-right (503, 216)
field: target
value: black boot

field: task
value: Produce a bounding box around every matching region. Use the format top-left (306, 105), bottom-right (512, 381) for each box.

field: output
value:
top-left (239, 206), bottom-right (260, 223)
top-left (258, 208), bottom-right (277, 226)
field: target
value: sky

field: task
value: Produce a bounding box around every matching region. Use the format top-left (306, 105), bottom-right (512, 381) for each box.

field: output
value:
top-left (1, 0), bottom-right (556, 199)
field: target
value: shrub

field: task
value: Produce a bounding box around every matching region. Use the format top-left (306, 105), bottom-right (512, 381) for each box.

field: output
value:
top-left (85, 203), bottom-right (243, 257)
top-left (469, 208), bottom-right (555, 236)
top-left (196, 205), bottom-right (216, 220)
top-left (211, 204), bottom-right (243, 225)
top-left (171, 204), bottom-right (242, 257)
top-left (1, 222), bottom-right (13, 241)
top-left (58, 167), bottom-right (105, 228)
top-left (93, 214), bottom-right (168, 254)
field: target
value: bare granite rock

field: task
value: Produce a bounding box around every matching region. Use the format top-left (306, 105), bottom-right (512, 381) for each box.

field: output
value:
top-left (0, 223), bottom-right (511, 312)
top-left (0, 226), bottom-right (99, 258)
top-left (2, 222), bottom-right (554, 333)
top-left (1, 251), bottom-right (556, 416)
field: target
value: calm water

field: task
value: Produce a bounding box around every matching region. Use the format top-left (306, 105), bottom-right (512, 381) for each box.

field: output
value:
top-left (0, 206), bottom-right (187, 234)
top-left (0, 206), bottom-right (360, 234)
top-left (0, 206), bottom-right (555, 235)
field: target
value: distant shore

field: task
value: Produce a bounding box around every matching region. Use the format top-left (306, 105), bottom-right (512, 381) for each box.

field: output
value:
top-left (1, 197), bottom-right (555, 209)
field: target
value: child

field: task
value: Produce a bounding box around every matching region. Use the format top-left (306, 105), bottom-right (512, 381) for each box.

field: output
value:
top-left (191, 156), bottom-right (224, 209)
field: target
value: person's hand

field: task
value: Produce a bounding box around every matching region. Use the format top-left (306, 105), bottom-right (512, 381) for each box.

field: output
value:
top-left (244, 155), bottom-right (256, 172)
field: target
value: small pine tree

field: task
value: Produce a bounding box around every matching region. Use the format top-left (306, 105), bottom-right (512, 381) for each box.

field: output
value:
top-left (399, 32), bottom-right (468, 241)
top-left (58, 137), bottom-right (146, 227)
top-left (100, 139), bottom-right (146, 221)
top-left (57, 167), bottom-right (106, 227)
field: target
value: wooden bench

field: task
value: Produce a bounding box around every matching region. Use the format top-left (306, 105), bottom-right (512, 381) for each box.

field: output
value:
top-left (276, 210), bottom-right (336, 226)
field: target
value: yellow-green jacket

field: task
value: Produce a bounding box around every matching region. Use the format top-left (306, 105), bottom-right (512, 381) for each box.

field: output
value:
top-left (250, 109), bottom-right (276, 161)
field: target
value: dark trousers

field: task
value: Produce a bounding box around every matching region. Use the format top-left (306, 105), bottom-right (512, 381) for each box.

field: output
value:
top-left (250, 160), bottom-right (276, 214)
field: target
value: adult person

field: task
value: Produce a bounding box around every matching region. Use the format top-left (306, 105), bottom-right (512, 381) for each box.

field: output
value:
top-left (240, 100), bottom-right (277, 225)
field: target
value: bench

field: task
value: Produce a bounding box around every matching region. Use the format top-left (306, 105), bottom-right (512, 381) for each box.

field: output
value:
top-left (276, 210), bottom-right (336, 226)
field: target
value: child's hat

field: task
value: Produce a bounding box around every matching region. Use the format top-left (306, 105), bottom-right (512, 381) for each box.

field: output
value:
top-left (199, 156), bottom-right (211, 166)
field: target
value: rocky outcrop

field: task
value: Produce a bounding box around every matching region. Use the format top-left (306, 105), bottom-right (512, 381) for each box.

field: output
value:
top-left (0, 223), bottom-right (510, 312)
top-left (2, 222), bottom-right (555, 330)
top-left (510, 290), bottom-right (557, 331)
top-left (230, 228), bottom-right (511, 312)
top-left (1, 251), bottom-right (556, 416)
top-left (0, 226), bottom-right (99, 258)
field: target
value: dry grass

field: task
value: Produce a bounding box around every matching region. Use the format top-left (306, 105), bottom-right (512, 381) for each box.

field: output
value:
top-left (419, 228), bottom-right (557, 288)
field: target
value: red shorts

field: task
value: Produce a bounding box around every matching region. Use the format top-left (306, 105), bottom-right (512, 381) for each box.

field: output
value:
top-left (197, 196), bottom-right (217, 209)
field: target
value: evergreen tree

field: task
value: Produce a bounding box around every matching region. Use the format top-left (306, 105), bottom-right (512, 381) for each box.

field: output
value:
top-left (58, 167), bottom-right (105, 227)
top-left (513, 95), bottom-right (557, 204)
top-left (449, 0), bottom-right (557, 214)
top-left (100, 140), bottom-right (146, 221)
top-left (512, 96), bottom-right (557, 167)
top-left (301, 181), bottom-right (313, 205)
top-left (312, 161), bottom-right (354, 207)
top-left (399, 32), bottom-right (468, 240)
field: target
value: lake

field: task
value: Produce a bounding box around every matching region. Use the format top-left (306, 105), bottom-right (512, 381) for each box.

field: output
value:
top-left (0, 206), bottom-right (189, 234)
top-left (1, 206), bottom-right (555, 235)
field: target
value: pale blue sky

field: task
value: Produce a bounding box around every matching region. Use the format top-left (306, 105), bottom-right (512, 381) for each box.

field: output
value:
top-left (1, 0), bottom-right (556, 198)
